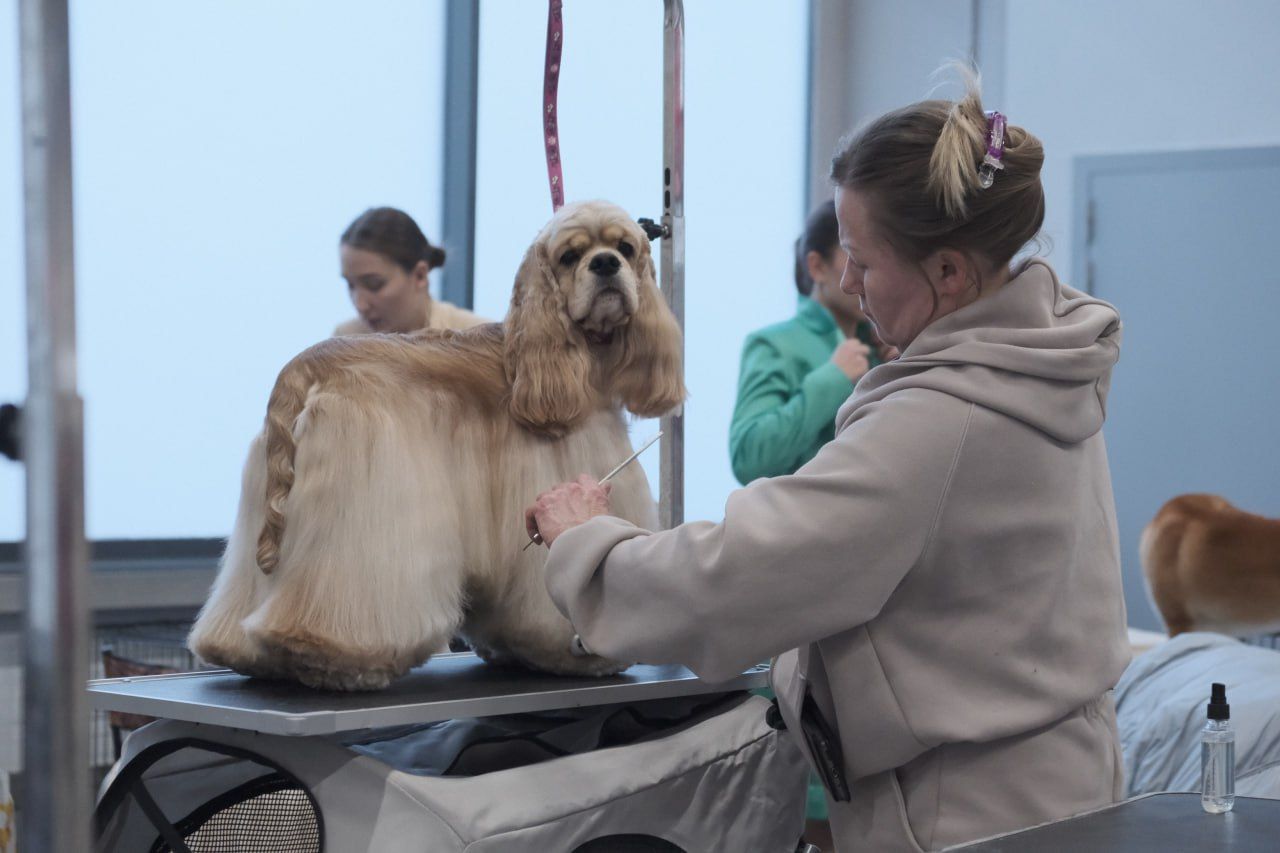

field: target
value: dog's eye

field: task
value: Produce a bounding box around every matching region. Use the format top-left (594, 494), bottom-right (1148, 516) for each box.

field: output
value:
top-left (617, 241), bottom-right (635, 259)
top-left (559, 250), bottom-right (581, 267)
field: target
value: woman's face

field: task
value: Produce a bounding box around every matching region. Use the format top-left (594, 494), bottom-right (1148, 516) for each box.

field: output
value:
top-left (340, 244), bottom-right (430, 333)
top-left (808, 246), bottom-right (866, 328)
top-left (835, 187), bottom-right (939, 350)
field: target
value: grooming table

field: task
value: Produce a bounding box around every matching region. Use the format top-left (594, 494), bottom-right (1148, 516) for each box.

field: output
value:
top-left (88, 652), bottom-right (770, 736)
top-left (948, 793), bottom-right (1280, 851)
top-left (92, 657), bottom-right (808, 853)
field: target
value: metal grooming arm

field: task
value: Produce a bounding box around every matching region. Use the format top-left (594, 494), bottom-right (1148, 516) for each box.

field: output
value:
top-left (18, 0), bottom-right (91, 850)
top-left (659, 0), bottom-right (685, 530)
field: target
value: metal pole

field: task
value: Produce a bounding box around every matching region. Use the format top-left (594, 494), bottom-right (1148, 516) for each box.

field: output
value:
top-left (19, 0), bottom-right (90, 849)
top-left (805, 0), bottom-right (854, 210)
top-left (658, 0), bottom-right (685, 530)
top-left (440, 0), bottom-right (480, 310)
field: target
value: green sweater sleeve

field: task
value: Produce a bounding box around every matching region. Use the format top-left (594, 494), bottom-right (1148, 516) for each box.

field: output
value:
top-left (729, 336), bottom-right (854, 484)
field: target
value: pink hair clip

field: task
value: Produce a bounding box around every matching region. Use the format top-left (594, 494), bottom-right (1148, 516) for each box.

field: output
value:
top-left (979, 111), bottom-right (1006, 189)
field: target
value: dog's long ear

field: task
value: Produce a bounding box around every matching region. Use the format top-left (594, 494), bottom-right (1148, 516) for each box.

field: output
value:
top-left (611, 246), bottom-right (686, 418)
top-left (504, 240), bottom-right (596, 436)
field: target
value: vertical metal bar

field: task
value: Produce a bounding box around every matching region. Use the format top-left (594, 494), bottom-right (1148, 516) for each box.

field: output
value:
top-left (440, 0), bottom-right (480, 310)
top-left (971, 0), bottom-right (1007, 110)
top-left (805, 0), bottom-right (854, 209)
top-left (803, 0), bottom-right (816, 210)
top-left (658, 0), bottom-right (685, 530)
top-left (19, 0), bottom-right (90, 850)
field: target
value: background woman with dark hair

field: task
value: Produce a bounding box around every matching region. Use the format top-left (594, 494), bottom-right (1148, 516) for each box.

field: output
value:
top-left (729, 200), bottom-right (894, 485)
top-left (335, 207), bottom-right (488, 336)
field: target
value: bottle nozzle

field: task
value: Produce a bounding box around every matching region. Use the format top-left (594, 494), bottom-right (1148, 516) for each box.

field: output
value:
top-left (1208, 682), bottom-right (1230, 721)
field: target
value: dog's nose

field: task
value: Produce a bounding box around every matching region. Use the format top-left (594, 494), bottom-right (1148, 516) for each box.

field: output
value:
top-left (588, 252), bottom-right (621, 277)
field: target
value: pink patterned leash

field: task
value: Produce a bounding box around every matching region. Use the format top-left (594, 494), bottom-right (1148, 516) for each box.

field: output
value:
top-left (544, 0), bottom-right (565, 211)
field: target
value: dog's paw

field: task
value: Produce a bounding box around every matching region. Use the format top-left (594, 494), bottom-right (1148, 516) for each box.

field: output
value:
top-left (295, 666), bottom-right (394, 692)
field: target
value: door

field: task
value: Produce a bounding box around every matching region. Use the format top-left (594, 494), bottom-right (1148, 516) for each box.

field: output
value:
top-left (1076, 147), bottom-right (1280, 631)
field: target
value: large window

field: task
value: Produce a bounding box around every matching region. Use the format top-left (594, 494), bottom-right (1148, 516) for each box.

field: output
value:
top-left (0, 3), bottom-right (21, 540)
top-left (3, 1), bottom-right (810, 542)
top-left (474, 1), bottom-right (810, 522)
top-left (0, 1), bottom-right (447, 540)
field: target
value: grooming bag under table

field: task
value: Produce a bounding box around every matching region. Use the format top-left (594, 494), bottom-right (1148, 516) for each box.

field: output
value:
top-left (91, 654), bottom-right (809, 852)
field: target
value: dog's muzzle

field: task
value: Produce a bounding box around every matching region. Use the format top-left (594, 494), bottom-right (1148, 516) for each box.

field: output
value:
top-left (588, 252), bottom-right (621, 277)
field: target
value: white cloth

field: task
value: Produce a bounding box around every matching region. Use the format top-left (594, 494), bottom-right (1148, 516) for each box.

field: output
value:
top-left (1117, 631), bottom-right (1280, 799)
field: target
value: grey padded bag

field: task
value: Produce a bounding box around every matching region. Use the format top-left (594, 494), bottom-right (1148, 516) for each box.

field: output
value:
top-left (95, 693), bottom-right (809, 852)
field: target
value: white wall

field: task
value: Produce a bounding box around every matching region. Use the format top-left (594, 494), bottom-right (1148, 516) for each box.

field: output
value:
top-left (1003, 0), bottom-right (1280, 279)
top-left (811, 0), bottom-right (1280, 279)
top-left (807, 0), bottom-right (978, 206)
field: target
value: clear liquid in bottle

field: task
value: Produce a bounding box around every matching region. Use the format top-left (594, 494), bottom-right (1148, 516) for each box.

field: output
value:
top-left (1201, 731), bottom-right (1235, 813)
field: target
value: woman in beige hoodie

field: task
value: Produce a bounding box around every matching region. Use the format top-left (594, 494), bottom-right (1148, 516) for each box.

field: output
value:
top-left (526, 77), bottom-right (1129, 852)
top-left (334, 207), bottom-right (487, 336)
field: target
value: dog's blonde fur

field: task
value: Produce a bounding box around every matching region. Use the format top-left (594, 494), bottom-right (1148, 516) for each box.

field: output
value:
top-left (1141, 493), bottom-right (1280, 637)
top-left (188, 202), bottom-right (685, 690)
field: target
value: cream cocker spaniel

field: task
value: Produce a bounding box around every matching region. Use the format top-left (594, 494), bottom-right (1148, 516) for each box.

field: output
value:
top-left (188, 201), bottom-right (685, 690)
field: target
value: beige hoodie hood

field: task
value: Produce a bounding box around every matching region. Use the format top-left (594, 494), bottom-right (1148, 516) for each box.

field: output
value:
top-left (841, 259), bottom-right (1122, 444)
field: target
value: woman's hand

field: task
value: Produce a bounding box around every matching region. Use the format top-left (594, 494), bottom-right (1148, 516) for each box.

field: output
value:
top-left (525, 474), bottom-right (612, 548)
top-left (866, 327), bottom-right (900, 363)
top-left (830, 338), bottom-right (872, 381)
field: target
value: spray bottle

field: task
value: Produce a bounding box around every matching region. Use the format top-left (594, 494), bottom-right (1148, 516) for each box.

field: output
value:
top-left (1201, 682), bottom-right (1235, 814)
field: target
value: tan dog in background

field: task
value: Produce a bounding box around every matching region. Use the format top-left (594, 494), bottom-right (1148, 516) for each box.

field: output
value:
top-left (1140, 493), bottom-right (1280, 637)
top-left (188, 201), bottom-right (685, 690)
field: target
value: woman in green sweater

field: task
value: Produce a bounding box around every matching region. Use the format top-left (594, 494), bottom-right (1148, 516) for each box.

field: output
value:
top-left (730, 201), bottom-right (894, 485)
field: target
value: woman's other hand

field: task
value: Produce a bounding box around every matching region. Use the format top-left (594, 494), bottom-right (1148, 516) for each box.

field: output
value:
top-left (525, 474), bottom-right (612, 548)
top-left (831, 338), bottom-right (872, 381)
top-left (867, 327), bottom-right (900, 363)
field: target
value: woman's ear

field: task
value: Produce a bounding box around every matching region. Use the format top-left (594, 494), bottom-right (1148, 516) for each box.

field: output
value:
top-left (805, 250), bottom-right (826, 289)
top-left (504, 241), bottom-right (596, 436)
top-left (412, 259), bottom-right (430, 292)
top-left (925, 248), bottom-right (975, 298)
top-left (611, 247), bottom-right (686, 418)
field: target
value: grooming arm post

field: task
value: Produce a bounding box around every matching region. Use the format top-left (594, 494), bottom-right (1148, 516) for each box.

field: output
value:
top-left (19, 0), bottom-right (91, 850)
top-left (440, 0), bottom-right (480, 309)
top-left (659, 0), bottom-right (685, 530)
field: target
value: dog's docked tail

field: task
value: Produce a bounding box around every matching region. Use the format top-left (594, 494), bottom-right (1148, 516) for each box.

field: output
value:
top-left (255, 355), bottom-right (320, 574)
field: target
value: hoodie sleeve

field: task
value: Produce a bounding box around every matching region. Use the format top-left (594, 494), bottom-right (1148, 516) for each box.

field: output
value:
top-left (729, 335), bottom-right (854, 484)
top-left (546, 388), bottom-right (972, 684)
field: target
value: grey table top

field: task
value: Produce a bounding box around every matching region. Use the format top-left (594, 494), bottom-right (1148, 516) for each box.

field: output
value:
top-left (951, 793), bottom-right (1280, 851)
top-left (87, 652), bottom-right (770, 736)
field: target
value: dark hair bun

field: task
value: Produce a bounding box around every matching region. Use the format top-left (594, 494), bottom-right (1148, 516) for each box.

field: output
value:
top-left (341, 207), bottom-right (443, 273)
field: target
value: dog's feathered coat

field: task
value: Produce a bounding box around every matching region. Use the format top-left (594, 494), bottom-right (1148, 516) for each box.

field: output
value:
top-left (188, 202), bottom-right (685, 690)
